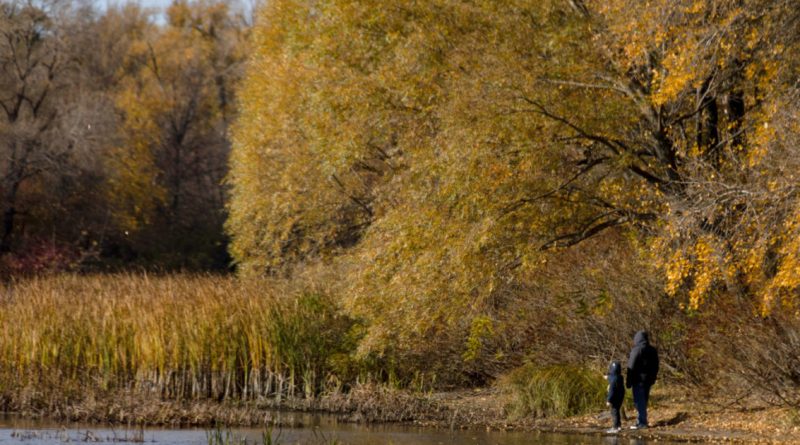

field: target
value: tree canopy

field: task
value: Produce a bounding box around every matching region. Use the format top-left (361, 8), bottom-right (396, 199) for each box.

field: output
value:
top-left (228, 0), bottom-right (800, 377)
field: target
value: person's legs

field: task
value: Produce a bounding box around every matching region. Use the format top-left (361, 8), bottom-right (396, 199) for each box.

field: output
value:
top-left (611, 406), bottom-right (621, 429)
top-left (632, 383), bottom-right (648, 426)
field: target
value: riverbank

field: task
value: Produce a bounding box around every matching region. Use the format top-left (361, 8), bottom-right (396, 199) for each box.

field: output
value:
top-left (7, 383), bottom-right (798, 443)
top-left (1, 275), bottom-right (796, 443)
top-left (424, 385), bottom-right (800, 444)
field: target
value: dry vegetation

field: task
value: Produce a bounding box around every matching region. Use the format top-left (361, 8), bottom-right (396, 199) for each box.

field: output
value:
top-left (1, 274), bottom-right (799, 442)
top-left (225, 0), bottom-right (800, 416)
top-left (0, 274), bottom-right (359, 416)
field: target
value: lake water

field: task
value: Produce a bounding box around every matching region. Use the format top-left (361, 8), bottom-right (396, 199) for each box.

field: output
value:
top-left (0, 413), bottom-right (678, 445)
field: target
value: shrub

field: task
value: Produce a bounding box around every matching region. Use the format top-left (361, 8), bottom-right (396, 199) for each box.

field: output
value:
top-left (503, 363), bottom-right (607, 418)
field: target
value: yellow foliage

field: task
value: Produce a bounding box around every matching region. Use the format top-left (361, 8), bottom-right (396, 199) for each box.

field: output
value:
top-left (228, 0), bottom-right (800, 376)
top-left (108, 0), bottom-right (247, 232)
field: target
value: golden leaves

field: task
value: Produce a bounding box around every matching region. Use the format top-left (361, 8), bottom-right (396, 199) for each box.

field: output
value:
top-left (108, 1), bottom-right (245, 233)
top-left (228, 0), bottom-right (800, 379)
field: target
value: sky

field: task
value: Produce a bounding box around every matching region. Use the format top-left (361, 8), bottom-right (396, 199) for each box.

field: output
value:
top-left (139, 0), bottom-right (171, 6)
top-left (97, 0), bottom-right (171, 10)
top-left (103, 0), bottom-right (253, 10)
top-left (99, 0), bottom-right (255, 24)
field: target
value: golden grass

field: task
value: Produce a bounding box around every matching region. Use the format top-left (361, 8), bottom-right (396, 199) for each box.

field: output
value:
top-left (0, 274), bottom-right (357, 406)
top-left (502, 364), bottom-right (607, 418)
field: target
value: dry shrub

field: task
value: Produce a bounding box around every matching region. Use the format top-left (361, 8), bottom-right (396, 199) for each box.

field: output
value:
top-left (0, 240), bottom-right (80, 278)
top-left (460, 231), bottom-right (694, 384)
top-left (502, 364), bottom-right (606, 418)
top-left (695, 299), bottom-right (800, 407)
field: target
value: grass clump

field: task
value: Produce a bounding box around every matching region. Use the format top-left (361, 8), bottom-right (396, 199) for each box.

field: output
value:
top-left (503, 363), bottom-right (606, 418)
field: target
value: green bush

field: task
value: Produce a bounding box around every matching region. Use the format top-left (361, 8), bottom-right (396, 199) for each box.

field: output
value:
top-left (504, 363), bottom-right (607, 418)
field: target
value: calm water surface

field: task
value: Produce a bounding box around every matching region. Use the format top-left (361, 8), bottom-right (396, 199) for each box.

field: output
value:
top-left (0, 413), bottom-right (679, 445)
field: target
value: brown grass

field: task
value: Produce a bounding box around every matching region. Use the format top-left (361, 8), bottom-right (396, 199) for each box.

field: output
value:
top-left (0, 274), bottom-right (358, 415)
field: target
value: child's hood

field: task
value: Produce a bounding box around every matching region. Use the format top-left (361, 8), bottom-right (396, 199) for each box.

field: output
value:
top-left (607, 360), bottom-right (622, 376)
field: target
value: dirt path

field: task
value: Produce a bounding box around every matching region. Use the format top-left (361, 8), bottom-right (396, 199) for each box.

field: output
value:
top-left (416, 386), bottom-right (800, 444)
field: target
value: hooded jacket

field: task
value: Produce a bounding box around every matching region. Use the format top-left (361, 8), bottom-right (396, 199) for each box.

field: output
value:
top-left (606, 360), bottom-right (625, 408)
top-left (626, 330), bottom-right (659, 388)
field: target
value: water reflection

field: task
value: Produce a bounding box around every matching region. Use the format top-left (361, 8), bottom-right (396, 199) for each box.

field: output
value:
top-left (0, 415), bottom-right (678, 445)
top-left (601, 436), bottom-right (650, 445)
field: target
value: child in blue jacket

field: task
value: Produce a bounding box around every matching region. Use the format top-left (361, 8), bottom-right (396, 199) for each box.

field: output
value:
top-left (606, 360), bottom-right (625, 433)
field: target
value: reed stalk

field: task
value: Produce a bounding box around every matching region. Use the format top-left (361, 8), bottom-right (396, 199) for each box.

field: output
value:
top-left (0, 274), bottom-right (357, 405)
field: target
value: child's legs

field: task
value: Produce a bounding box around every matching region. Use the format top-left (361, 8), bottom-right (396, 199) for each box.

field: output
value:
top-left (610, 406), bottom-right (621, 428)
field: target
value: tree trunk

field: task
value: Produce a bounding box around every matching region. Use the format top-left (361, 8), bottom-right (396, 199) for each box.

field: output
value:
top-left (0, 206), bottom-right (16, 253)
top-left (728, 90), bottom-right (746, 149)
top-left (697, 78), bottom-right (721, 168)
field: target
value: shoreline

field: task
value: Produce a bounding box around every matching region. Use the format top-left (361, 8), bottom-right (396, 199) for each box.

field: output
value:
top-left (3, 385), bottom-right (796, 443)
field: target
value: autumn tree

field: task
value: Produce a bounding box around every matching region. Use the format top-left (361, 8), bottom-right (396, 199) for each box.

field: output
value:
top-left (0, 0), bottom-right (117, 266)
top-left (229, 0), bottom-right (800, 385)
top-left (109, 0), bottom-right (249, 269)
top-left (228, 0), bottom-right (646, 379)
top-left (535, 0), bottom-right (800, 312)
top-left (0, 0), bottom-right (250, 273)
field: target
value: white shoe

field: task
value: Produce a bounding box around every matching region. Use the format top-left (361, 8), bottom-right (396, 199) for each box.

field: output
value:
top-left (606, 428), bottom-right (620, 434)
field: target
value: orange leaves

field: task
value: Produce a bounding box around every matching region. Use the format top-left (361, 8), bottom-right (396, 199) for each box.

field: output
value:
top-left (651, 37), bottom-right (703, 106)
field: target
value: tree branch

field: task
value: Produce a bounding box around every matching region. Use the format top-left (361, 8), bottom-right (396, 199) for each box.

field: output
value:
top-left (330, 174), bottom-right (374, 218)
top-left (502, 155), bottom-right (609, 215)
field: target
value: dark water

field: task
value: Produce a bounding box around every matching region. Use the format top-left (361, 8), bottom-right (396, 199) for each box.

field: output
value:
top-left (0, 413), bottom-right (678, 445)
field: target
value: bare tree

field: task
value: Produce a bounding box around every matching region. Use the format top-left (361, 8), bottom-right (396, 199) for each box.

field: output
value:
top-left (0, 1), bottom-right (71, 252)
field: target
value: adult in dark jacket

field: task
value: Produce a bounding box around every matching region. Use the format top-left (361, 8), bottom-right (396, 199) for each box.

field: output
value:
top-left (626, 330), bottom-right (659, 429)
top-left (606, 360), bottom-right (625, 432)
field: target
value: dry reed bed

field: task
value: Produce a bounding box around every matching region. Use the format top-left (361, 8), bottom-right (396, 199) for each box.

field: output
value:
top-left (0, 274), bottom-right (356, 411)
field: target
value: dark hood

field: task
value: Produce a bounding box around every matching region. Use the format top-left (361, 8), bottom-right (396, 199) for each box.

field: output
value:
top-left (607, 360), bottom-right (622, 376)
top-left (633, 330), bottom-right (649, 347)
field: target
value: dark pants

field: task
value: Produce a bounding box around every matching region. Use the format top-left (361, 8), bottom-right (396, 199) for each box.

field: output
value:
top-left (610, 405), bottom-right (621, 428)
top-left (632, 383), bottom-right (652, 426)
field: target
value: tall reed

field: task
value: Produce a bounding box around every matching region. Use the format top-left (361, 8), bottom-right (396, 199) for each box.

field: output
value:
top-left (503, 363), bottom-right (607, 418)
top-left (0, 274), bottom-right (357, 404)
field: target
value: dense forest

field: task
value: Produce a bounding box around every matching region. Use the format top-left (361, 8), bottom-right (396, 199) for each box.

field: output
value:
top-left (2, 0), bottom-right (800, 423)
top-left (0, 0), bottom-right (249, 272)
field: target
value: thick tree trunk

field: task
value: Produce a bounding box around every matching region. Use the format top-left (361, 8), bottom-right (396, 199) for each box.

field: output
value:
top-left (703, 97), bottom-right (720, 160)
top-left (0, 206), bottom-right (16, 253)
top-left (728, 90), bottom-right (746, 149)
top-left (1, 178), bottom-right (23, 254)
top-left (697, 78), bottom-right (721, 168)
